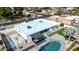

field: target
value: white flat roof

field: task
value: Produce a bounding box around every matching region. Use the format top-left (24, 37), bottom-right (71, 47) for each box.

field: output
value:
top-left (64, 16), bottom-right (79, 20)
top-left (51, 15), bottom-right (62, 18)
top-left (15, 19), bottom-right (59, 36)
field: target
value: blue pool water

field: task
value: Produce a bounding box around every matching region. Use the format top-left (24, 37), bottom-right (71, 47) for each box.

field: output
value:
top-left (39, 41), bottom-right (61, 51)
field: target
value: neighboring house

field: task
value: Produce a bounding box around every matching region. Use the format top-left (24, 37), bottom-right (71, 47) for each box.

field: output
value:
top-left (22, 9), bottom-right (32, 17)
top-left (63, 16), bottom-right (79, 25)
top-left (74, 18), bottom-right (79, 24)
top-left (48, 15), bottom-right (79, 25)
top-left (42, 10), bottom-right (54, 15)
top-left (48, 15), bottom-right (62, 22)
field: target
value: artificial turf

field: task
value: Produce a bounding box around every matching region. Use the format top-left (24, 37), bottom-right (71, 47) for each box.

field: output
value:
top-left (47, 28), bottom-right (65, 36)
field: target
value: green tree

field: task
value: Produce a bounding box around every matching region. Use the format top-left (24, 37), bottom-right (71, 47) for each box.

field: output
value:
top-left (73, 7), bottom-right (79, 15)
top-left (13, 7), bottom-right (23, 18)
top-left (29, 7), bottom-right (50, 12)
top-left (0, 7), bottom-right (24, 20)
top-left (0, 7), bottom-right (12, 20)
top-left (60, 23), bottom-right (64, 27)
top-left (55, 8), bottom-right (64, 15)
top-left (14, 7), bottom-right (23, 14)
top-left (31, 7), bottom-right (42, 12)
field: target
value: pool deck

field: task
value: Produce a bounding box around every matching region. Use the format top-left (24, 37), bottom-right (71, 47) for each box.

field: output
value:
top-left (0, 28), bottom-right (71, 51)
top-left (49, 34), bottom-right (66, 51)
top-left (30, 34), bottom-right (67, 51)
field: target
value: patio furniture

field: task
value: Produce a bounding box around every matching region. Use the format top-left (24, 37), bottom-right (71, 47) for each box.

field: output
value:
top-left (31, 33), bottom-right (46, 45)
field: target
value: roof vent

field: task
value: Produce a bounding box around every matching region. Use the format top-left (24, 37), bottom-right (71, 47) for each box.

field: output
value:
top-left (40, 20), bottom-right (43, 23)
top-left (27, 26), bottom-right (32, 29)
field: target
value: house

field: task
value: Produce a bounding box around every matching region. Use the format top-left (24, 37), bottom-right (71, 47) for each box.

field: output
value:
top-left (14, 19), bottom-right (60, 44)
top-left (0, 28), bottom-right (35, 51)
top-left (0, 19), bottom-right (60, 51)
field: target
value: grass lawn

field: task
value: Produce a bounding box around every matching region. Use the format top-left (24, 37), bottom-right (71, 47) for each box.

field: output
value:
top-left (47, 28), bottom-right (65, 36)
top-left (73, 24), bottom-right (79, 28)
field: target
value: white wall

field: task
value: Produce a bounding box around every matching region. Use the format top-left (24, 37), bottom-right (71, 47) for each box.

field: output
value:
top-left (14, 27), bottom-right (32, 43)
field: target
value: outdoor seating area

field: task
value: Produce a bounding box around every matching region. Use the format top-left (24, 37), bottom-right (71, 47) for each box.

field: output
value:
top-left (31, 33), bottom-right (46, 45)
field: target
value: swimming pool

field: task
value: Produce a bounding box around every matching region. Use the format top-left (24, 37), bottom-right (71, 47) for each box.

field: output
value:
top-left (39, 41), bottom-right (61, 51)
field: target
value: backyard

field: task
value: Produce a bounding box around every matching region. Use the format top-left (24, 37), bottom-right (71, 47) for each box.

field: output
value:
top-left (47, 28), bottom-right (65, 36)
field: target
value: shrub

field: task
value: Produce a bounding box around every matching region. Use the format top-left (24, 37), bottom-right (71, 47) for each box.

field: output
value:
top-left (60, 23), bottom-right (64, 27)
